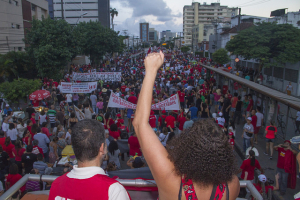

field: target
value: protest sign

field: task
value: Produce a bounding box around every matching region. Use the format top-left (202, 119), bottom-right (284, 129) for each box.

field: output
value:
top-left (60, 82), bottom-right (97, 93)
top-left (72, 72), bottom-right (121, 82)
top-left (74, 105), bottom-right (85, 121)
top-left (108, 93), bottom-right (180, 110)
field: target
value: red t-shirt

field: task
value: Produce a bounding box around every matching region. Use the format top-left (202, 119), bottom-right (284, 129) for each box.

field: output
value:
top-left (128, 96), bottom-right (137, 104)
top-left (227, 94), bottom-right (232, 100)
top-left (30, 117), bottom-right (36, 125)
top-left (49, 173), bottom-right (126, 200)
top-left (128, 136), bottom-right (142, 156)
top-left (178, 116), bottom-right (186, 131)
top-left (265, 126), bottom-right (277, 139)
top-left (41, 127), bottom-right (51, 138)
top-left (277, 147), bottom-right (287, 169)
top-left (32, 100), bottom-right (40, 107)
top-left (116, 119), bottom-right (122, 128)
top-left (240, 159), bottom-right (261, 180)
top-left (0, 137), bottom-right (5, 147)
top-left (7, 174), bottom-right (25, 192)
top-left (229, 138), bottom-right (235, 146)
top-left (22, 137), bottom-right (30, 145)
top-left (12, 148), bottom-right (25, 162)
top-left (121, 85), bottom-right (127, 93)
top-left (32, 145), bottom-right (44, 157)
top-left (149, 115), bottom-right (156, 128)
top-left (3, 143), bottom-right (15, 158)
top-left (109, 129), bottom-right (120, 140)
top-left (251, 115), bottom-right (257, 130)
top-left (53, 82), bottom-right (59, 87)
top-left (252, 183), bottom-right (274, 200)
top-left (27, 126), bottom-right (34, 138)
top-left (246, 99), bottom-right (253, 111)
top-left (178, 92), bottom-right (185, 102)
top-left (165, 115), bottom-right (176, 128)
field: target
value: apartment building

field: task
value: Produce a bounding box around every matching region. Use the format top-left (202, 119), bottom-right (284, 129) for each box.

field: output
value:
top-left (148, 28), bottom-right (159, 42)
top-left (183, 2), bottom-right (238, 47)
top-left (52, 0), bottom-right (110, 28)
top-left (160, 30), bottom-right (177, 42)
top-left (0, 0), bottom-right (48, 54)
top-left (140, 23), bottom-right (149, 42)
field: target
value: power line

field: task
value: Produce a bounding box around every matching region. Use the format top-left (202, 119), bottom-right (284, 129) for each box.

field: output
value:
top-left (240, 0), bottom-right (272, 7)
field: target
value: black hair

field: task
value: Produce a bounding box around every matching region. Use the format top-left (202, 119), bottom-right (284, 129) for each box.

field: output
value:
top-left (9, 123), bottom-right (15, 130)
top-left (52, 136), bottom-right (58, 142)
top-left (229, 120), bottom-right (235, 130)
top-left (71, 112), bottom-right (76, 118)
top-left (71, 119), bottom-right (105, 162)
top-left (249, 150), bottom-right (256, 166)
top-left (9, 163), bottom-right (18, 175)
top-left (37, 153), bottom-right (43, 161)
top-left (257, 106), bottom-right (261, 112)
top-left (14, 139), bottom-right (22, 157)
top-left (27, 119), bottom-right (32, 125)
top-left (238, 96), bottom-right (241, 100)
top-left (42, 122), bottom-right (47, 127)
top-left (110, 123), bottom-right (118, 132)
top-left (26, 145), bottom-right (33, 153)
top-left (108, 140), bottom-right (118, 156)
top-left (18, 118), bottom-right (24, 126)
top-left (234, 92), bottom-right (238, 97)
top-left (36, 127), bottom-right (41, 133)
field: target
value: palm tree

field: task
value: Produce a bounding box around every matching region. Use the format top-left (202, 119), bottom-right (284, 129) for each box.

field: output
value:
top-left (110, 8), bottom-right (118, 31)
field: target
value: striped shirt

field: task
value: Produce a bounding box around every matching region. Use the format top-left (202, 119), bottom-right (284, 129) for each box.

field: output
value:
top-left (47, 110), bottom-right (56, 123)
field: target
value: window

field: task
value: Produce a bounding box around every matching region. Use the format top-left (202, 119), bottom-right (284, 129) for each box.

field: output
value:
top-left (218, 9), bottom-right (223, 11)
top-left (218, 13), bottom-right (223, 15)
top-left (18, 47), bottom-right (22, 51)
top-left (16, 24), bottom-right (20, 29)
top-left (8, 0), bottom-right (12, 4)
top-left (285, 68), bottom-right (298, 82)
top-left (14, 0), bottom-right (18, 6)
top-left (11, 23), bottom-right (14, 28)
top-left (31, 4), bottom-right (36, 11)
top-left (273, 67), bottom-right (284, 79)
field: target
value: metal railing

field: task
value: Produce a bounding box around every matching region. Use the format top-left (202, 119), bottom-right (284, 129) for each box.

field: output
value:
top-left (0, 175), bottom-right (262, 200)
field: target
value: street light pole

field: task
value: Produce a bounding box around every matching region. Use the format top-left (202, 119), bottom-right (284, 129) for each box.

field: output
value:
top-left (71, 12), bottom-right (88, 31)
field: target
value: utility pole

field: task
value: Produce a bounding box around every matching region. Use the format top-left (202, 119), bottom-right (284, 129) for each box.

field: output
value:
top-left (237, 8), bottom-right (241, 32)
top-left (61, 0), bottom-right (64, 20)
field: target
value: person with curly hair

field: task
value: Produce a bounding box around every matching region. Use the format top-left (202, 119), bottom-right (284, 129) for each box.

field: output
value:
top-left (133, 52), bottom-right (240, 200)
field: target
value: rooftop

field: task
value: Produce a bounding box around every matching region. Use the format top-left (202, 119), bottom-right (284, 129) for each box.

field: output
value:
top-left (221, 22), bottom-right (254, 35)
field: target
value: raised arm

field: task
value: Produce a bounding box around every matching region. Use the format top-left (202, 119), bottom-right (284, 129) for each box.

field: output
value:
top-left (133, 52), bottom-right (177, 191)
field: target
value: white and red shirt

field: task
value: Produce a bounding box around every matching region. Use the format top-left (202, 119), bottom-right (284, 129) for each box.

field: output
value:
top-left (149, 115), bottom-right (156, 128)
top-left (216, 117), bottom-right (225, 128)
top-left (229, 138), bottom-right (235, 146)
top-left (49, 166), bottom-right (130, 200)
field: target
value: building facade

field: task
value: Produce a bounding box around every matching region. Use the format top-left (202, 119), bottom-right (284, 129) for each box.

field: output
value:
top-left (140, 23), bottom-right (149, 42)
top-left (183, 2), bottom-right (238, 47)
top-left (160, 30), bottom-right (177, 42)
top-left (52, 0), bottom-right (110, 28)
top-left (0, 0), bottom-right (48, 54)
top-left (148, 28), bottom-right (158, 42)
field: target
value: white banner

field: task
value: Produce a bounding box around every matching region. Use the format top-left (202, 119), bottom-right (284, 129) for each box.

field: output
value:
top-left (72, 72), bottom-right (121, 82)
top-left (74, 105), bottom-right (85, 121)
top-left (108, 93), bottom-right (180, 110)
top-left (60, 82), bottom-right (97, 93)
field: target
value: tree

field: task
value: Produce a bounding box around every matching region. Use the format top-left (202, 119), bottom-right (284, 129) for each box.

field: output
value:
top-left (181, 46), bottom-right (190, 53)
top-left (0, 78), bottom-right (41, 103)
top-left (212, 48), bottom-right (230, 65)
top-left (24, 17), bottom-right (78, 78)
top-left (110, 8), bottom-right (118, 31)
top-left (74, 21), bottom-right (120, 66)
top-left (226, 22), bottom-right (300, 78)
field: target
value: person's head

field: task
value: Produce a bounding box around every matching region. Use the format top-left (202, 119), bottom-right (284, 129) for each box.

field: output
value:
top-left (107, 162), bottom-right (117, 171)
top-left (71, 112), bottom-right (76, 118)
top-left (166, 119), bottom-right (237, 186)
top-left (27, 119), bottom-right (33, 126)
top-left (36, 127), bottom-right (41, 134)
top-left (110, 123), bottom-right (118, 132)
top-left (40, 110), bottom-right (45, 115)
top-left (18, 118), bottom-right (24, 126)
top-left (42, 122), bottom-right (47, 128)
top-left (162, 127), bottom-right (168, 135)
top-left (58, 132), bottom-right (65, 138)
top-left (30, 169), bottom-right (39, 174)
top-left (37, 153), bottom-right (43, 161)
top-left (228, 132), bottom-right (233, 139)
top-left (71, 119), bottom-right (106, 163)
top-left (52, 136), bottom-right (58, 143)
top-left (186, 115), bottom-right (191, 121)
top-left (51, 105), bottom-right (55, 110)
top-left (67, 128), bottom-right (72, 134)
top-left (132, 157), bottom-right (145, 168)
top-left (26, 145), bottom-right (33, 153)
top-left (283, 140), bottom-right (291, 148)
top-left (4, 137), bottom-right (11, 146)
top-left (246, 117), bottom-right (252, 124)
top-left (108, 140), bottom-right (118, 155)
top-left (270, 120), bottom-right (274, 126)
top-left (248, 94), bottom-right (252, 99)
top-left (9, 123), bottom-right (15, 130)
top-left (238, 96), bottom-right (241, 101)
top-left (256, 106), bottom-right (261, 113)
top-left (244, 95), bottom-right (248, 100)
top-left (23, 129), bottom-right (30, 138)
top-left (257, 174), bottom-right (267, 185)
top-left (9, 163), bottom-right (18, 175)
top-left (249, 150), bottom-right (256, 166)
top-left (31, 124), bottom-right (38, 134)
top-left (57, 125), bottom-right (63, 132)
top-left (32, 139), bottom-right (39, 146)
top-left (234, 92), bottom-right (238, 97)
top-left (191, 103), bottom-right (195, 107)
top-left (251, 109), bottom-right (256, 116)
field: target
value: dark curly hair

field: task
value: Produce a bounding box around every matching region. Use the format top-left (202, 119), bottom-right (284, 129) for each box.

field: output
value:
top-left (166, 118), bottom-right (238, 186)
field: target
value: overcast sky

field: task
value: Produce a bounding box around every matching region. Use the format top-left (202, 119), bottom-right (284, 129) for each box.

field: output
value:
top-left (110, 0), bottom-right (300, 38)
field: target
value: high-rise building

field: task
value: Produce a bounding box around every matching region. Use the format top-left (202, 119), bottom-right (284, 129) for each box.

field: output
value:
top-left (140, 23), bottom-right (149, 42)
top-left (148, 28), bottom-right (159, 42)
top-left (0, 0), bottom-right (48, 54)
top-left (52, 0), bottom-right (110, 28)
top-left (183, 2), bottom-right (238, 46)
top-left (160, 30), bottom-right (177, 42)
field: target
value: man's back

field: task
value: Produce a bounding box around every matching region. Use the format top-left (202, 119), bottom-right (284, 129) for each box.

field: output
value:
top-left (33, 134), bottom-right (50, 153)
top-left (90, 95), bottom-right (97, 105)
top-left (49, 166), bottom-right (130, 200)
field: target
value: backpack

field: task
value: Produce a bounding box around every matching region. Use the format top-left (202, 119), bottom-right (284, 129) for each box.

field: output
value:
top-left (160, 116), bottom-right (166, 129)
top-left (119, 127), bottom-right (129, 139)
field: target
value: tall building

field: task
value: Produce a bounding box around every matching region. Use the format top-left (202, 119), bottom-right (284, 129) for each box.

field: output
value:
top-left (140, 23), bottom-right (149, 42)
top-left (183, 2), bottom-right (238, 46)
top-left (52, 0), bottom-right (110, 28)
top-left (160, 30), bottom-right (177, 42)
top-left (148, 28), bottom-right (159, 42)
top-left (0, 0), bottom-right (48, 54)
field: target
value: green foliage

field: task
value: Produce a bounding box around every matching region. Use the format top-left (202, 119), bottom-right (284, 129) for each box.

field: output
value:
top-left (212, 48), bottom-right (230, 65)
top-left (181, 46), bottom-right (190, 53)
top-left (0, 78), bottom-right (41, 103)
top-left (24, 17), bottom-right (77, 78)
top-left (73, 21), bottom-right (120, 66)
top-left (226, 22), bottom-right (300, 70)
top-left (195, 51), bottom-right (209, 57)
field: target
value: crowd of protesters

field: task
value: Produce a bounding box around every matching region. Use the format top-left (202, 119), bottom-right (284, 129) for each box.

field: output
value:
top-left (0, 49), bottom-right (299, 199)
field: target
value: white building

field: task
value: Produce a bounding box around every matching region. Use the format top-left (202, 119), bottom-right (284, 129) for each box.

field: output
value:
top-left (52, 0), bottom-right (110, 27)
top-left (160, 30), bottom-right (177, 42)
top-left (183, 2), bottom-right (238, 47)
top-left (0, 0), bottom-right (48, 54)
top-left (268, 11), bottom-right (300, 28)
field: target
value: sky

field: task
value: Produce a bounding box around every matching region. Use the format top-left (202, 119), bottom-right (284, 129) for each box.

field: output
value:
top-left (110, 0), bottom-right (300, 38)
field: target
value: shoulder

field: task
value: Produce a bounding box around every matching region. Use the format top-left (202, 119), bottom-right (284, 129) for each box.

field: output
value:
top-left (227, 175), bottom-right (240, 199)
top-left (109, 182), bottom-right (130, 199)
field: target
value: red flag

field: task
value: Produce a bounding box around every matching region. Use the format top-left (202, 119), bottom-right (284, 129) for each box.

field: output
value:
top-left (147, 47), bottom-right (151, 54)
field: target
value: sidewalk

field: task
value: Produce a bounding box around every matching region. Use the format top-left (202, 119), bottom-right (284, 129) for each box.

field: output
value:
top-left (234, 118), bottom-right (299, 200)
